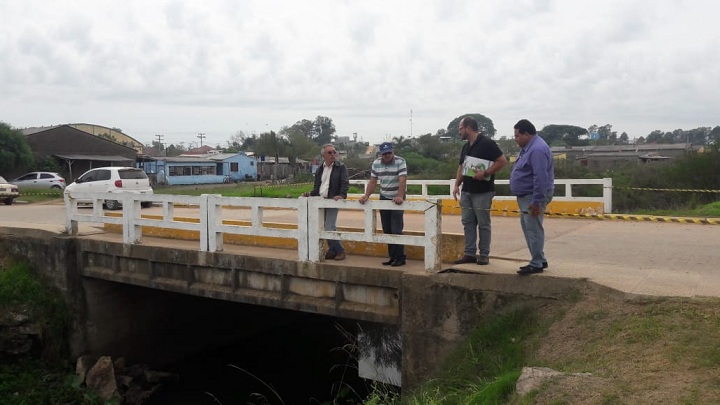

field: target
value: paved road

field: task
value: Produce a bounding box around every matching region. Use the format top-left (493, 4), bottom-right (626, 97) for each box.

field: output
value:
top-left (2, 200), bottom-right (719, 298)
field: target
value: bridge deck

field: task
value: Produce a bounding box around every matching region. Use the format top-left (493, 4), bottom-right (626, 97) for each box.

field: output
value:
top-left (74, 212), bottom-right (720, 298)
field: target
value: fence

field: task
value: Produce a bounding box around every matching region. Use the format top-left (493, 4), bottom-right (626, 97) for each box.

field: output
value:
top-left (64, 193), bottom-right (442, 271)
top-left (349, 178), bottom-right (613, 213)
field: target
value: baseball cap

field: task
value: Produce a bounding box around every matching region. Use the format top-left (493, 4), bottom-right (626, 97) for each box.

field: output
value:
top-left (379, 142), bottom-right (394, 154)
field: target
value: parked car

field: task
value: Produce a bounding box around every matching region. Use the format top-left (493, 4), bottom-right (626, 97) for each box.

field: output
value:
top-left (64, 167), bottom-right (154, 210)
top-left (0, 176), bottom-right (20, 205)
top-left (12, 171), bottom-right (66, 190)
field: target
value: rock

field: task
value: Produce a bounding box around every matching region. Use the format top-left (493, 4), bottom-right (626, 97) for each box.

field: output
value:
top-left (143, 370), bottom-right (178, 383)
top-left (516, 366), bottom-right (593, 396)
top-left (0, 309), bottom-right (41, 356)
top-left (85, 356), bottom-right (118, 400)
top-left (76, 356), bottom-right (97, 384)
top-left (0, 311), bottom-right (29, 327)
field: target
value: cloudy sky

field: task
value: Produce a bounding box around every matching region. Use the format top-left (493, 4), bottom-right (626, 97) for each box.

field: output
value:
top-left (2, 0), bottom-right (719, 148)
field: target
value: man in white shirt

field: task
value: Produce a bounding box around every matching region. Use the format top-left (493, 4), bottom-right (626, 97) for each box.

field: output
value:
top-left (303, 144), bottom-right (349, 260)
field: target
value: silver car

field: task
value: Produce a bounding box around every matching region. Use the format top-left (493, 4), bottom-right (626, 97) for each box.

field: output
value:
top-left (12, 171), bottom-right (66, 190)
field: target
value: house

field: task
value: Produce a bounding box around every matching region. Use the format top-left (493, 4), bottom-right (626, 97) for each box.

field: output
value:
top-left (139, 152), bottom-right (257, 186)
top-left (21, 125), bottom-right (138, 180)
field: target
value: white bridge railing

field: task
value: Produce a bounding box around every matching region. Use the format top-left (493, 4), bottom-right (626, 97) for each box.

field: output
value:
top-left (350, 178), bottom-right (613, 213)
top-left (64, 193), bottom-right (442, 272)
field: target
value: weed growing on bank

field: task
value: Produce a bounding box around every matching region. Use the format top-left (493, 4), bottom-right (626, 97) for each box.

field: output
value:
top-left (362, 305), bottom-right (545, 405)
top-left (0, 261), bottom-right (89, 404)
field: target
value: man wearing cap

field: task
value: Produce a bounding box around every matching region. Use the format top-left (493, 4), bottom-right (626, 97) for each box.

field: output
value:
top-left (452, 116), bottom-right (507, 266)
top-left (303, 143), bottom-right (349, 260)
top-left (358, 142), bottom-right (408, 266)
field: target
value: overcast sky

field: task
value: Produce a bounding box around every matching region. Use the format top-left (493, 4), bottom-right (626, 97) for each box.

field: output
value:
top-left (2, 0), bottom-right (719, 148)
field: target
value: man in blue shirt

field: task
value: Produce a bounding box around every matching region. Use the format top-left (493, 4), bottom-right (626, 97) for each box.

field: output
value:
top-left (510, 119), bottom-right (554, 275)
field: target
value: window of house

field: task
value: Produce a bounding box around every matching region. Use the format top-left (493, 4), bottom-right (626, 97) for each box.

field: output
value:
top-left (231, 163), bottom-right (239, 172)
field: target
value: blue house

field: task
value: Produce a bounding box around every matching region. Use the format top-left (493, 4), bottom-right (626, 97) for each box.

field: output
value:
top-left (140, 152), bottom-right (257, 185)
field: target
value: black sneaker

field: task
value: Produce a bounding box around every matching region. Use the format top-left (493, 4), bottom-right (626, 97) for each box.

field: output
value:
top-left (542, 261), bottom-right (548, 269)
top-left (453, 255), bottom-right (477, 265)
top-left (517, 265), bottom-right (543, 276)
top-left (477, 256), bottom-right (489, 265)
top-left (382, 259), bottom-right (395, 265)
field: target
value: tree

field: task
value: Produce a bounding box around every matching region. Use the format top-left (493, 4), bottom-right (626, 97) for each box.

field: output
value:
top-left (279, 125), bottom-right (317, 166)
top-left (226, 130), bottom-right (249, 151)
top-left (312, 116), bottom-right (336, 145)
top-left (709, 126), bottom-right (720, 145)
top-left (254, 131), bottom-right (287, 160)
top-left (619, 132), bottom-right (629, 144)
top-left (392, 135), bottom-right (413, 153)
top-left (0, 122), bottom-right (33, 174)
top-left (415, 133), bottom-right (456, 161)
top-left (539, 124), bottom-right (588, 146)
top-left (445, 114), bottom-right (496, 140)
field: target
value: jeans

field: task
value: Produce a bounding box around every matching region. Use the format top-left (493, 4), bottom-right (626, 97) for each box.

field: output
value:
top-left (460, 191), bottom-right (494, 257)
top-left (379, 195), bottom-right (405, 260)
top-left (324, 207), bottom-right (344, 254)
top-left (517, 193), bottom-right (552, 267)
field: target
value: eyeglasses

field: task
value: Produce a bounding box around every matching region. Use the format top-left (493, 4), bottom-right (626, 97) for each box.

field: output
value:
top-left (382, 152), bottom-right (393, 156)
top-left (326, 150), bottom-right (338, 154)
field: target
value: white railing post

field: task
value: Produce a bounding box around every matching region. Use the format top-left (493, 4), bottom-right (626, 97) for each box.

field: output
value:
top-left (204, 194), bottom-right (220, 252)
top-left (123, 194), bottom-right (140, 244)
top-left (603, 178), bottom-right (613, 213)
top-left (424, 198), bottom-right (442, 272)
top-left (307, 198), bottom-right (322, 262)
top-left (64, 193), bottom-right (78, 235)
top-left (297, 197), bottom-right (309, 261)
top-left (448, 179), bottom-right (455, 197)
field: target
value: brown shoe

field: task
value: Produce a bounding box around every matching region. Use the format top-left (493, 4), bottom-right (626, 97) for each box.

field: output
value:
top-left (334, 251), bottom-right (346, 261)
top-left (324, 251), bottom-right (337, 260)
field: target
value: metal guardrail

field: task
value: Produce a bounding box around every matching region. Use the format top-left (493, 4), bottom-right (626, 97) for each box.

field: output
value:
top-left (64, 193), bottom-right (443, 271)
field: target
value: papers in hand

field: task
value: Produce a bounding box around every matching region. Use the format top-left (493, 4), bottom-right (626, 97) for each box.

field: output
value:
top-left (462, 156), bottom-right (493, 181)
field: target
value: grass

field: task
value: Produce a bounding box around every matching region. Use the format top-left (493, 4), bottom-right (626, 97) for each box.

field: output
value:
top-left (0, 261), bottom-right (90, 404)
top-left (363, 305), bottom-right (544, 405)
top-left (360, 288), bottom-right (720, 404)
top-left (632, 201), bottom-right (720, 218)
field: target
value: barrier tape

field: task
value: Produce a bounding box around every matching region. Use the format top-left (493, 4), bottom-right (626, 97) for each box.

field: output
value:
top-left (615, 186), bottom-right (720, 193)
top-left (19, 192), bottom-right (64, 196)
top-left (447, 205), bottom-right (720, 225)
top-left (254, 181), bottom-right (313, 189)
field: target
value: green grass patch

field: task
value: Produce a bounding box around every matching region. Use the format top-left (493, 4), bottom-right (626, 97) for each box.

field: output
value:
top-left (154, 183), bottom-right (364, 198)
top-left (0, 261), bottom-right (89, 404)
top-left (0, 358), bottom-right (90, 404)
top-left (386, 305), bottom-right (542, 405)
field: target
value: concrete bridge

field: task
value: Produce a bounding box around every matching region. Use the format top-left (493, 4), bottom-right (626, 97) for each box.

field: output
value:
top-left (2, 178), bottom-right (718, 390)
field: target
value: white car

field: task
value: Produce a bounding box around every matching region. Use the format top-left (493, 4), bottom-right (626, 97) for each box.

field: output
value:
top-left (0, 176), bottom-right (20, 205)
top-left (64, 167), bottom-right (154, 210)
top-left (12, 171), bottom-right (66, 190)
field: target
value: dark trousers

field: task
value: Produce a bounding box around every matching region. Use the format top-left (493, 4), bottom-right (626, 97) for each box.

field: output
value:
top-left (380, 195), bottom-right (405, 260)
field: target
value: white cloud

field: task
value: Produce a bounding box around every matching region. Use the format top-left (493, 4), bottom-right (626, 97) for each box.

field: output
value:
top-left (1, 0), bottom-right (719, 147)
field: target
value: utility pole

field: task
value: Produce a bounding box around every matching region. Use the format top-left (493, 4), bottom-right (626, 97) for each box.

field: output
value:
top-left (410, 109), bottom-right (413, 138)
top-left (197, 133), bottom-right (206, 147)
top-left (155, 134), bottom-right (165, 156)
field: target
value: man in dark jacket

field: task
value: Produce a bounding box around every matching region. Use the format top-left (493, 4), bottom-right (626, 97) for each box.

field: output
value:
top-left (304, 143), bottom-right (349, 260)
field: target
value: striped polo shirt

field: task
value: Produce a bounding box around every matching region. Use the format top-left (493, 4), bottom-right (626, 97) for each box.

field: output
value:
top-left (370, 155), bottom-right (408, 198)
